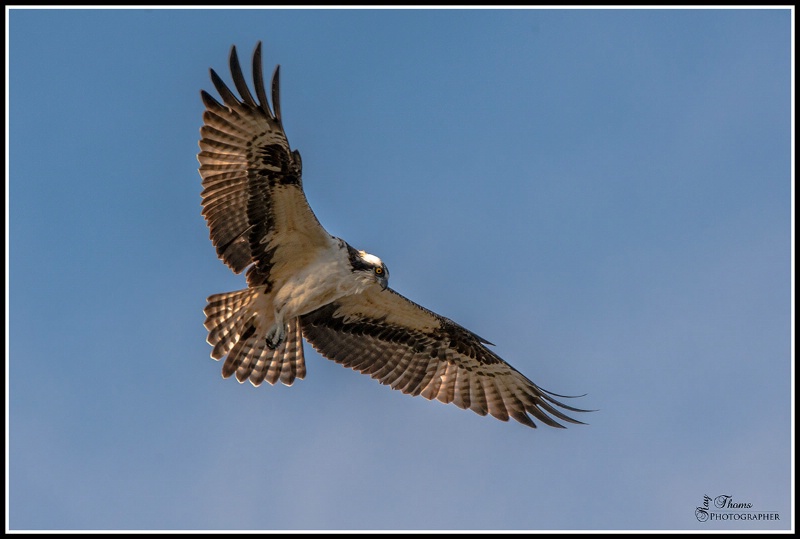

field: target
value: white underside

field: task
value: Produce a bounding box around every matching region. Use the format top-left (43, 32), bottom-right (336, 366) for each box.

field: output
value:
top-left (258, 238), bottom-right (376, 346)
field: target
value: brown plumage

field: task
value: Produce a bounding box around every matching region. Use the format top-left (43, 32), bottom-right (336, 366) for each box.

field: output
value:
top-left (198, 42), bottom-right (590, 429)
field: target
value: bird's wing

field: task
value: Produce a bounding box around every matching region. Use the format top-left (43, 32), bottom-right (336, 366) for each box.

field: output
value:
top-left (300, 287), bottom-right (588, 428)
top-left (198, 42), bottom-right (332, 288)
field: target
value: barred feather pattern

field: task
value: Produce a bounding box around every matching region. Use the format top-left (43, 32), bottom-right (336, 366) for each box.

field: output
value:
top-left (204, 289), bottom-right (306, 387)
top-left (198, 42), bottom-right (589, 430)
top-left (198, 42), bottom-right (302, 277)
top-left (198, 42), bottom-right (329, 290)
top-left (301, 295), bottom-right (588, 429)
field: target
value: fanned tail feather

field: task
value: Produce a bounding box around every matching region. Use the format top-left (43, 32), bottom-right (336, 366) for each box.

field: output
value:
top-left (204, 288), bottom-right (305, 386)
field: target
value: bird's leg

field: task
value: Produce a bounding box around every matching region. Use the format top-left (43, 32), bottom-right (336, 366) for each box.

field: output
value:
top-left (265, 311), bottom-right (286, 349)
top-left (265, 324), bottom-right (286, 349)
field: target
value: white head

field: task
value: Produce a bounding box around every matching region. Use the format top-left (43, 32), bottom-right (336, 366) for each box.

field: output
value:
top-left (347, 245), bottom-right (389, 290)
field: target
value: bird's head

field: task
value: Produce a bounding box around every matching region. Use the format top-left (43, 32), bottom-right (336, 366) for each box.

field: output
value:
top-left (348, 247), bottom-right (389, 291)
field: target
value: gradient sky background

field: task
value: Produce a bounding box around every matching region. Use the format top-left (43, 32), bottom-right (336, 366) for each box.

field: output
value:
top-left (7, 7), bottom-right (793, 532)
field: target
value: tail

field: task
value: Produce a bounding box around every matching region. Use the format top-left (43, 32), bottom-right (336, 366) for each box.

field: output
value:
top-left (204, 288), bottom-right (306, 386)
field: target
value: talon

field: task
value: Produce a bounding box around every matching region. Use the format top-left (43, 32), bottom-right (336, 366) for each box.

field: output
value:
top-left (265, 323), bottom-right (286, 349)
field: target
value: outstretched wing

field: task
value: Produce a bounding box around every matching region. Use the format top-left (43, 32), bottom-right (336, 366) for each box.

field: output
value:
top-left (198, 42), bottom-right (332, 288)
top-left (300, 287), bottom-right (589, 429)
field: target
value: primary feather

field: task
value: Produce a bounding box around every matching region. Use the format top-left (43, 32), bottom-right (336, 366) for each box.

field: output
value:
top-left (198, 42), bottom-right (589, 429)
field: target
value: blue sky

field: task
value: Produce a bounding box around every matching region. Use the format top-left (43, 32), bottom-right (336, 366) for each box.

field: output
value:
top-left (7, 7), bottom-right (793, 532)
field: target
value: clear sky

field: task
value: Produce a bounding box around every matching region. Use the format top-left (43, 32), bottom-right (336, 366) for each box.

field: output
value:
top-left (7, 6), bottom-right (793, 532)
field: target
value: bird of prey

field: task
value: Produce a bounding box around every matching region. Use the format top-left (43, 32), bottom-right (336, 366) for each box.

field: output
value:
top-left (198, 42), bottom-right (588, 429)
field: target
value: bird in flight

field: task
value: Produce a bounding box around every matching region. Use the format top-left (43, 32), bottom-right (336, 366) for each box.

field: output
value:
top-left (198, 42), bottom-right (588, 429)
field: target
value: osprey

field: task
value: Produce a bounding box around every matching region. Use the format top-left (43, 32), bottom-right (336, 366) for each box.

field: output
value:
top-left (199, 42), bottom-right (588, 429)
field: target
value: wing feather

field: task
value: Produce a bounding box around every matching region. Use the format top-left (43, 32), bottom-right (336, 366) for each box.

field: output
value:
top-left (251, 43), bottom-right (271, 116)
top-left (468, 375), bottom-right (489, 416)
top-left (419, 360), bottom-right (446, 401)
top-left (198, 42), bottom-right (588, 431)
top-left (228, 45), bottom-right (258, 109)
top-left (198, 42), bottom-right (331, 287)
top-left (301, 287), bottom-right (589, 429)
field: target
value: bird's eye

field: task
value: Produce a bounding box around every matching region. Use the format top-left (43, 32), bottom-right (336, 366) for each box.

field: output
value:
top-left (375, 267), bottom-right (383, 275)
